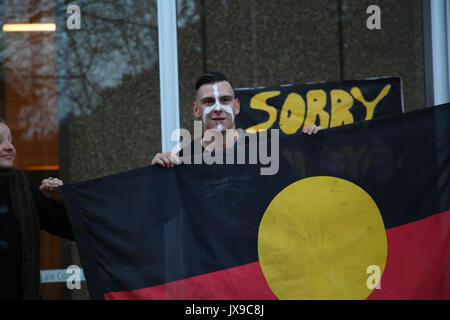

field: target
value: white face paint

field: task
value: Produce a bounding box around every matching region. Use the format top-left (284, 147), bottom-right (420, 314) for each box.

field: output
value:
top-left (202, 84), bottom-right (235, 129)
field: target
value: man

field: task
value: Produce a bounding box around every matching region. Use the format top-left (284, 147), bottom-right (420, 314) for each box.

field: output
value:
top-left (151, 72), bottom-right (321, 167)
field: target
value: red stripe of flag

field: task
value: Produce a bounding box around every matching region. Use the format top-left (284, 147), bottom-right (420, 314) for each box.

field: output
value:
top-left (368, 210), bottom-right (450, 300)
top-left (105, 261), bottom-right (277, 300)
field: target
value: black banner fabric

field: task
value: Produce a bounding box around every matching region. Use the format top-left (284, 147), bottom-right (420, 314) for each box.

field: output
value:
top-left (62, 104), bottom-right (449, 300)
top-left (235, 77), bottom-right (403, 134)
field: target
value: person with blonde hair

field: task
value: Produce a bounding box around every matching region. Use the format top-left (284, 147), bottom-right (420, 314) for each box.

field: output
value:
top-left (0, 118), bottom-right (73, 299)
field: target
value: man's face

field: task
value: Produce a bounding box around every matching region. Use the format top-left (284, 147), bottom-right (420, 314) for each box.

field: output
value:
top-left (193, 80), bottom-right (240, 132)
top-left (0, 124), bottom-right (16, 169)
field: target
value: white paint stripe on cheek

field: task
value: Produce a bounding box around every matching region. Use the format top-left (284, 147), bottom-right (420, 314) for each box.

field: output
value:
top-left (203, 106), bottom-right (214, 124)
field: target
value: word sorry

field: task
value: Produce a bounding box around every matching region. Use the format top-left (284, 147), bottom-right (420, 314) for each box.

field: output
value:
top-left (245, 84), bottom-right (391, 134)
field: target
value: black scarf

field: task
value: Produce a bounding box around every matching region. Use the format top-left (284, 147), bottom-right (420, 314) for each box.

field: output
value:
top-left (0, 169), bottom-right (41, 299)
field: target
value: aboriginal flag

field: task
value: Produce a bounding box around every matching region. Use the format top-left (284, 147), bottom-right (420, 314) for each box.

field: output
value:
top-left (61, 104), bottom-right (450, 300)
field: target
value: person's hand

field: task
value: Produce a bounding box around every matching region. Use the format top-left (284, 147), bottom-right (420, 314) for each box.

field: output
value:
top-left (303, 125), bottom-right (322, 135)
top-left (151, 152), bottom-right (180, 168)
top-left (39, 177), bottom-right (64, 203)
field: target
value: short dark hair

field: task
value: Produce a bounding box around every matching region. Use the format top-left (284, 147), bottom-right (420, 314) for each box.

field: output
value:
top-left (195, 72), bottom-right (233, 92)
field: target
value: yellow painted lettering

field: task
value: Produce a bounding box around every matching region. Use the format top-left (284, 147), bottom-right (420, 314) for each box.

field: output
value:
top-left (351, 85), bottom-right (391, 120)
top-left (279, 93), bottom-right (306, 134)
top-left (245, 91), bottom-right (280, 133)
top-left (305, 90), bottom-right (329, 129)
top-left (330, 90), bottom-right (354, 127)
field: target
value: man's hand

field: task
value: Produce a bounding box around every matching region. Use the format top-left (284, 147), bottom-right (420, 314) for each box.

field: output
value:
top-left (39, 177), bottom-right (64, 204)
top-left (151, 152), bottom-right (180, 168)
top-left (303, 125), bottom-right (322, 135)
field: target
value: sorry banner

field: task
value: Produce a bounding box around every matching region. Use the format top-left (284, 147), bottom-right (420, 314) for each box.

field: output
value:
top-left (61, 103), bottom-right (449, 300)
top-left (235, 77), bottom-right (403, 134)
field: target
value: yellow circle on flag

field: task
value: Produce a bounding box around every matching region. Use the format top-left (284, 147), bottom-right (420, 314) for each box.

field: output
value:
top-left (258, 176), bottom-right (387, 300)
